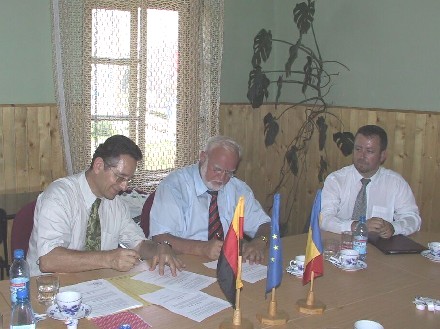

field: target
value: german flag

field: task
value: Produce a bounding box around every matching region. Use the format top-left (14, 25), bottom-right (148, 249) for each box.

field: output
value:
top-left (216, 196), bottom-right (244, 308)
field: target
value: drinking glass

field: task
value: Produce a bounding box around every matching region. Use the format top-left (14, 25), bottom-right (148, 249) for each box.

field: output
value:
top-left (36, 274), bottom-right (59, 304)
top-left (324, 238), bottom-right (340, 260)
top-left (341, 231), bottom-right (353, 250)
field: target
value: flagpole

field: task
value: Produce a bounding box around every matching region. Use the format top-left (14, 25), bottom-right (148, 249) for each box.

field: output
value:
top-left (306, 270), bottom-right (315, 306)
top-left (232, 255), bottom-right (243, 326)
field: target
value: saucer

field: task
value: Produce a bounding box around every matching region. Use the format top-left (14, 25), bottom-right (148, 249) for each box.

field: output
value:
top-left (286, 266), bottom-right (303, 278)
top-left (340, 260), bottom-right (367, 272)
top-left (47, 303), bottom-right (92, 320)
top-left (421, 250), bottom-right (440, 263)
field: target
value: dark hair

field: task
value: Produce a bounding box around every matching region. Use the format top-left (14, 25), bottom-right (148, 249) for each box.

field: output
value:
top-left (355, 125), bottom-right (388, 151)
top-left (90, 135), bottom-right (142, 168)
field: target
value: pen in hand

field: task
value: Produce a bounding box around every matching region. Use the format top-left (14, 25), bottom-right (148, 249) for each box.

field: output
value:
top-left (119, 243), bottom-right (143, 261)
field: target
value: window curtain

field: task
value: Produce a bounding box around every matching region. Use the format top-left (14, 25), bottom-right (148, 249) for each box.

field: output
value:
top-left (51, 0), bottom-right (224, 190)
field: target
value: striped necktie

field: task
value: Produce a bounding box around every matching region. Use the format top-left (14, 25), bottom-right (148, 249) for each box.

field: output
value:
top-left (85, 198), bottom-right (102, 251)
top-left (207, 191), bottom-right (224, 240)
top-left (351, 178), bottom-right (371, 221)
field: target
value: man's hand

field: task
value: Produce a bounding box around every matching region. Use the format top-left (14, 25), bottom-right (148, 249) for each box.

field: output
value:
top-left (149, 243), bottom-right (185, 276)
top-left (104, 248), bottom-right (141, 271)
top-left (242, 238), bottom-right (266, 265)
top-left (203, 239), bottom-right (223, 260)
top-left (366, 217), bottom-right (394, 239)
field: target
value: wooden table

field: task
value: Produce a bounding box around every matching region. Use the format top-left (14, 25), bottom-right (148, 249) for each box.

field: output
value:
top-left (0, 231), bottom-right (439, 329)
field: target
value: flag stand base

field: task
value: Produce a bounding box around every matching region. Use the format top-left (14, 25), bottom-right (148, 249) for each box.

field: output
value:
top-left (256, 299), bottom-right (289, 325)
top-left (219, 317), bottom-right (253, 329)
top-left (296, 298), bottom-right (326, 315)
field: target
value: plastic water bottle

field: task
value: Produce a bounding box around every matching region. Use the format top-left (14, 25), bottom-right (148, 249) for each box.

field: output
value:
top-left (353, 215), bottom-right (368, 261)
top-left (10, 249), bottom-right (30, 305)
top-left (10, 288), bottom-right (35, 329)
top-left (119, 325), bottom-right (132, 329)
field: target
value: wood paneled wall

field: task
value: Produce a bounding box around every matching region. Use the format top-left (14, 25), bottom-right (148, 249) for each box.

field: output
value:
top-left (220, 104), bottom-right (440, 235)
top-left (1, 104), bottom-right (439, 235)
top-left (0, 104), bottom-right (66, 194)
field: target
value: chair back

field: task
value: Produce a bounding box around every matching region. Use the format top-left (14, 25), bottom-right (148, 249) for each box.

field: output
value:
top-left (11, 200), bottom-right (37, 258)
top-left (140, 191), bottom-right (155, 238)
top-left (0, 208), bottom-right (8, 280)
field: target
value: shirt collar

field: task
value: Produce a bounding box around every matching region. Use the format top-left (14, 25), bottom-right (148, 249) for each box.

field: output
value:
top-left (79, 171), bottom-right (100, 208)
top-left (353, 165), bottom-right (382, 183)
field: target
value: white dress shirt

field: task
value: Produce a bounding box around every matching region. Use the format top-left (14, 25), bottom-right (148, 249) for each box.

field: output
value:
top-left (27, 171), bottom-right (146, 276)
top-left (149, 164), bottom-right (270, 240)
top-left (321, 165), bottom-right (421, 235)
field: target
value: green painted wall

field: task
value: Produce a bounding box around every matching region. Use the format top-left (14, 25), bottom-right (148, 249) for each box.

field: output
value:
top-left (0, 0), bottom-right (54, 104)
top-left (1, 0), bottom-right (439, 112)
top-left (222, 0), bottom-right (440, 112)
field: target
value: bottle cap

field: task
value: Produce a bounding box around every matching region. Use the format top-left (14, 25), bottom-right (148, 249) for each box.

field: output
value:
top-left (119, 324), bottom-right (132, 329)
top-left (65, 319), bottom-right (78, 329)
top-left (13, 249), bottom-right (25, 259)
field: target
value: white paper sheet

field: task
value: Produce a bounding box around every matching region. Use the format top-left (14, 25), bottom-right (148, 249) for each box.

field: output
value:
top-left (140, 288), bottom-right (230, 322)
top-left (60, 279), bottom-right (142, 318)
top-left (204, 260), bottom-right (267, 283)
top-left (131, 267), bottom-right (216, 292)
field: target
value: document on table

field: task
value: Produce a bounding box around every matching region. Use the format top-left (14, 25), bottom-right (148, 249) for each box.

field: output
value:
top-left (132, 267), bottom-right (216, 292)
top-left (61, 279), bottom-right (142, 318)
top-left (140, 289), bottom-right (230, 322)
top-left (105, 274), bottom-right (162, 305)
top-left (204, 260), bottom-right (267, 283)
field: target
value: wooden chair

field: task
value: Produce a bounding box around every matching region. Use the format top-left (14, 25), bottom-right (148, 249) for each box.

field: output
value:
top-left (11, 200), bottom-right (37, 258)
top-left (139, 191), bottom-right (156, 238)
top-left (0, 208), bottom-right (8, 280)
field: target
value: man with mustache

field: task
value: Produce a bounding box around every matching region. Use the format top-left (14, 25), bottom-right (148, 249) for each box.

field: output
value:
top-left (27, 135), bottom-right (184, 276)
top-left (149, 136), bottom-right (271, 263)
top-left (321, 125), bottom-right (421, 238)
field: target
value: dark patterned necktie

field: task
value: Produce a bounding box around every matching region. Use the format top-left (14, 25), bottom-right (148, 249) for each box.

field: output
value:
top-left (351, 178), bottom-right (371, 221)
top-left (207, 191), bottom-right (224, 240)
top-left (85, 198), bottom-right (102, 251)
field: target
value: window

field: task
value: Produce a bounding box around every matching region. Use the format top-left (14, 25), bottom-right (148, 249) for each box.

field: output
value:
top-left (53, 0), bottom-right (222, 181)
top-left (85, 1), bottom-right (179, 186)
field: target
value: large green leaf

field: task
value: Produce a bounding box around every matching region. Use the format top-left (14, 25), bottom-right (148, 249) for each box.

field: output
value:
top-left (285, 146), bottom-right (299, 176)
top-left (263, 113), bottom-right (279, 146)
top-left (247, 66), bottom-right (270, 108)
top-left (316, 116), bottom-right (328, 150)
top-left (333, 132), bottom-right (354, 156)
top-left (251, 29), bottom-right (272, 68)
top-left (293, 1), bottom-right (315, 35)
top-left (285, 40), bottom-right (301, 77)
top-left (275, 75), bottom-right (283, 106)
top-left (302, 56), bottom-right (313, 94)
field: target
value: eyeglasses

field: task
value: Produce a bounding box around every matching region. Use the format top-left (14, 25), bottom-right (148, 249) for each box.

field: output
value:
top-left (107, 166), bottom-right (133, 185)
top-left (211, 165), bottom-right (235, 178)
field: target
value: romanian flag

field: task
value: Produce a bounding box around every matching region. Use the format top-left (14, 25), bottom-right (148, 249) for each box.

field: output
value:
top-left (302, 189), bottom-right (324, 285)
top-left (217, 196), bottom-right (244, 308)
top-left (265, 193), bottom-right (283, 295)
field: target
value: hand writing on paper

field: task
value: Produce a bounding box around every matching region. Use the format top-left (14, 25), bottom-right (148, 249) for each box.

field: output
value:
top-left (106, 248), bottom-right (141, 271)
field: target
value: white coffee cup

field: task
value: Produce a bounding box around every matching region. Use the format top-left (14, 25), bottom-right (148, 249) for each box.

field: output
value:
top-left (56, 291), bottom-right (82, 317)
top-left (339, 249), bottom-right (359, 269)
top-left (291, 255), bottom-right (305, 272)
top-left (428, 242), bottom-right (440, 258)
top-left (354, 320), bottom-right (384, 329)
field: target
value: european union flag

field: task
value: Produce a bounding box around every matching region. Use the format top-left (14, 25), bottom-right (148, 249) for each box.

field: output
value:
top-left (265, 193), bottom-right (283, 295)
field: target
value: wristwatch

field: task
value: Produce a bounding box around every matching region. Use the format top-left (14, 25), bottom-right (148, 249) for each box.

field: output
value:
top-left (257, 235), bottom-right (268, 246)
top-left (158, 240), bottom-right (173, 249)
